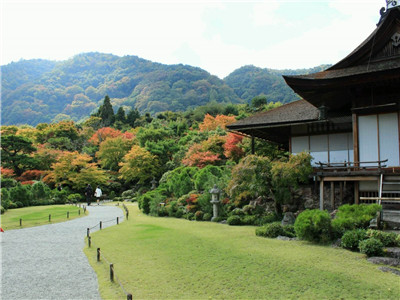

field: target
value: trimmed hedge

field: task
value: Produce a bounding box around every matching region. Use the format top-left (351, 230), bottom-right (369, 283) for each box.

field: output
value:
top-left (294, 209), bottom-right (332, 243)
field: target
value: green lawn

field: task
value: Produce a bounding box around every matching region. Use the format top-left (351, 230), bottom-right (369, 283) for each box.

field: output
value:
top-left (1, 205), bottom-right (85, 230)
top-left (85, 204), bottom-right (399, 299)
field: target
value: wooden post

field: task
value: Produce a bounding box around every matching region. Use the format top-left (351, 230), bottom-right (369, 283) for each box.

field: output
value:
top-left (319, 178), bottom-right (324, 210)
top-left (339, 182), bottom-right (343, 204)
top-left (127, 294), bottom-right (132, 300)
top-left (126, 211), bottom-right (129, 220)
top-left (97, 248), bottom-right (101, 261)
top-left (49, 214), bottom-right (51, 222)
top-left (330, 181), bottom-right (335, 209)
top-left (352, 113), bottom-right (359, 168)
top-left (354, 182), bottom-right (359, 205)
top-left (100, 221), bottom-right (102, 230)
top-left (79, 210), bottom-right (80, 215)
top-left (88, 236), bottom-right (91, 248)
top-left (20, 218), bottom-right (22, 226)
top-left (87, 228), bottom-right (90, 238)
top-left (67, 211), bottom-right (69, 218)
top-left (110, 264), bottom-right (114, 282)
top-left (117, 217), bottom-right (119, 225)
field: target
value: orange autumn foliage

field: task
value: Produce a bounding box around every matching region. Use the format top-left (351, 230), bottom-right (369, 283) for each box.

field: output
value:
top-left (1, 167), bottom-right (15, 178)
top-left (89, 127), bottom-right (122, 145)
top-left (223, 133), bottom-right (244, 161)
top-left (199, 114), bottom-right (236, 132)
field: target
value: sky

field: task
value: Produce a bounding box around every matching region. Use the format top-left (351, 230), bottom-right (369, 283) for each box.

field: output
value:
top-left (1, 0), bottom-right (386, 78)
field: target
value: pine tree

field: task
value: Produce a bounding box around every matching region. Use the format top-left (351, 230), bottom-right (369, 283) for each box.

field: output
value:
top-left (115, 107), bottom-right (126, 123)
top-left (98, 95), bottom-right (115, 126)
top-left (126, 109), bottom-right (140, 127)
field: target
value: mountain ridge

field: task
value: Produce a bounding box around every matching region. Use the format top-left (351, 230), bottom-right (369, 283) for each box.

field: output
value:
top-left (1, 52), bottom-right (330, 126)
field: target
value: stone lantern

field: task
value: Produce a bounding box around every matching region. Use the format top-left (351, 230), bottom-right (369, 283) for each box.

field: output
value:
top-left (151, 177), bottom-right (157, 190)
top-left (209, 184), bottom-right (221, 221)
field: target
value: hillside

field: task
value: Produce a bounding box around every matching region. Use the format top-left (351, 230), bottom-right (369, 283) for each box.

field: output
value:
top-left (224, 64), bottom-right (330, 103)
top-left (1, 53), bottom-right (329, 126)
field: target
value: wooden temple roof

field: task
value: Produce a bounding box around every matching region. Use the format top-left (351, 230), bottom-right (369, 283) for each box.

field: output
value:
top-left (226, 100), bottom-right (322, 143)
top-left (283, 7), bottom-right (400, 109)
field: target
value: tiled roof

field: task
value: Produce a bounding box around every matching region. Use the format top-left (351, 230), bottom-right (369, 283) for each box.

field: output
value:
top-left (227, 100), bottom-right (320, 129)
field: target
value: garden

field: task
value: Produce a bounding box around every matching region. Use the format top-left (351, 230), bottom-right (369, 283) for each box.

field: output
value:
top-left (84, 204), bottom-right (400, 299)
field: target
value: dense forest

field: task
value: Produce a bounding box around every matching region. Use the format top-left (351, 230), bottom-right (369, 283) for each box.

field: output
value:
top-left (1, 52), bottom-right (328, 126)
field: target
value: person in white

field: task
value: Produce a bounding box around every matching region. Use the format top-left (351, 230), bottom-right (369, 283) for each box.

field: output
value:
top-left (94, 186), bottom-right (102, 205)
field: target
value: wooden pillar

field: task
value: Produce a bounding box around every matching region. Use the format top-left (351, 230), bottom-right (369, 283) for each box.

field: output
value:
top-left (354, 182), bottom-right (359, 205)
top-left (330, 181), bottom-right (335, 209)
top-left (352, 113), bottom-right (359, 166)
top-left (339, 182), bottom-right (343, 203)
top-left (251, 136), bottom-right (255, 155)
top-left (319, 178), bottom-right (324, 210)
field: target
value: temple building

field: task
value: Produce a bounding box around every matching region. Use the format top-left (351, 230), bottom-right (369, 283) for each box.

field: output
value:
top-left (227, 1), bottom-right (400, 222)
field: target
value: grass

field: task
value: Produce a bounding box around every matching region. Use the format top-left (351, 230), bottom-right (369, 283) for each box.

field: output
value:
top-left (85, 204), bottom-right (399, 299)
top-left (1, 204), bottom-right (85, 230)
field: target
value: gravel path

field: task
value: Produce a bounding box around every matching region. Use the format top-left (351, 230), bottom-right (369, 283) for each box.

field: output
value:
top-left (1, 204), bottom-right (125, 300)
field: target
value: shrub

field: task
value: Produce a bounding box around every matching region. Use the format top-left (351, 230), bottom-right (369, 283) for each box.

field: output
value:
top-left (396, 234), bottom-right (400, 247)
top-left (1, 206), bottom-right (5, 214)
top-left (231, 208), bottom-right (245, 216)
top-left (227, 215), bottom-right (242, 226)
top-left (256, 222), bottom-right (285, 238)
top-left (109, 191), bottom-right (116, 199)
top-left (282, 225), bottom-right (296, 238)
top-left (166, 200), bottom-right (178, 217)
top-left (67, 193), bottom-right (83, 203)
top-left (32, 181), bottom-right (52, 200)
top-left (341, 229), bottom-right (368, 251)
top-left (121, 190), bottom-right (135, 199)
top-left (1, 178), bottom-right (17, 188)
top-left (9, 184), bottom-right (33, 207)
top-left (175, 209), bottom-right (184, 218)
top-left (294, 209), bottom-right (332, 243)
top-left (254, 213), bottom-right (281, 226)
top-left (195, 210), bottom-right (204, 221)
top-left (203, 213), bottom-right (212, 221)
top-left (332, 204), bottom-right (381, 236)
top-left (359, 238), bottom-right (384, 257)
top-left (242, 215), bottom-right (257, 225)
top-left (242, 205), bottom-right (255, 215)
top-left (8, 202), bottom-right (18, 209)
top-left (366, 230), bottom-right (398, 247)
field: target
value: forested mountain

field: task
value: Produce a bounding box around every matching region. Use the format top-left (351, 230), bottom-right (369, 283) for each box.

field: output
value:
top-left (224, 64), bottom-right (330, 103)
top-left (1, 52), bottom-right (329, 126)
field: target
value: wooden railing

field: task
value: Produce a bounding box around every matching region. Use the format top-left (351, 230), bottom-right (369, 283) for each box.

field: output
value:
top-left (316, 159), bottom-right (388, 172)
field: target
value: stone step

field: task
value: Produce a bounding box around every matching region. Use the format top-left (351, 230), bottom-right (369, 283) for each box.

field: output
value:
top-left (382, 210), bottom-right (400, 224)
top-left (385, 247), bottom-right (400, 259)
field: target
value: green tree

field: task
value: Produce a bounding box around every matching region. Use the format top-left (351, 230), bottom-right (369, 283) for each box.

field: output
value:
top-left (1, 135), bottom-right (38, 176)
top-left (119, 145), bottom-right (160, 184)
top-left (96, 95), bottom-right (115, 127)
top-left (250, 95), bottom-right (267, 110)
top-left (96, 136), bottom-right (133, 171)
top-left (126, 109), bottom-right (140, 127)
top-left (115, 107), bottom-right (126, 123)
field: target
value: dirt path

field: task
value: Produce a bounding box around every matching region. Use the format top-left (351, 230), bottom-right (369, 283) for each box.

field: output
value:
top-left (1, 204), bottom-right (124, 300)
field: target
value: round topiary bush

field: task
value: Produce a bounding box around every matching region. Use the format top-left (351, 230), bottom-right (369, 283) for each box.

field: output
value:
top-left (242, 215), bottom-right (257, 225)
top-left (341, 229), bottom-right (368, 251)
top-left (359, 237), bottom-right (384, 257)
top-left (227, 215), bottom-right (242, 226)
top-left (203, 213), bottom-right (212, 221)
top-left (255, 222), bottom-right (285, 238)
top-left (294, 209), bottom-right (332, 243)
